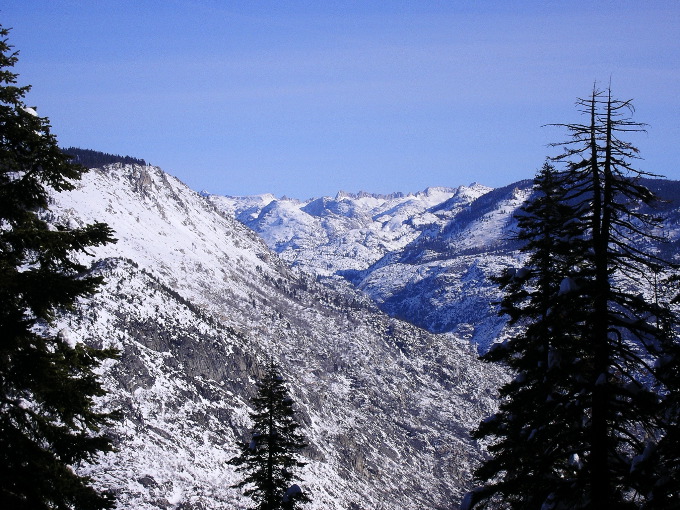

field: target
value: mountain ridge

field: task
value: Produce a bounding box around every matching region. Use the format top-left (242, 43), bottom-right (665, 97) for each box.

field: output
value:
top-left (45, 154), bottom-right (680, 508)
top-left (45, 162), bottom-right (507, 510)
top-left (213, 176), bottom-right (680, 351)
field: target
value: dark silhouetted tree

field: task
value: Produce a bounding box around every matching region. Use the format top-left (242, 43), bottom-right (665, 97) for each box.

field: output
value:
top-left (0, 25), bottom-right (118, 510)
top-left (549, 87), bottom-right (675, 508)
top-left (466, 88), bottom-right (678, 509)
top-left (230, 361), bottom-right (309, 510)
top-left (466, 162), bottom-right (591, 509)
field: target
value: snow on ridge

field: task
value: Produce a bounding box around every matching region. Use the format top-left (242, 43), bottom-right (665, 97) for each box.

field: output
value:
top-left (334, 189), bottom-right (408, 201)
top-left (40, 162), bottom-right (506, 509)
top-left (48, 162), bottom-right (282, 321)
top-left (208, 193), bottom-right (278, 218)
top-left (203, 177), bottom-right (537, 351)
top-left (209, 183), bottom-right (495, 277)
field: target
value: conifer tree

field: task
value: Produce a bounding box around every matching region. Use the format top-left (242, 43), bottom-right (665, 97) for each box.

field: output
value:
top-left (230, 361), bottom-right (310, 510)
top-left (467, 162), bottom-right (591, 509)
top-left (466, 88), bottom-right (677, 509)
top-left (0, 25), bottom-right (118, 509)
top-left (550, 87), bottom-right (674, 508)
top-left (629, 273), bottom-right (680, 508)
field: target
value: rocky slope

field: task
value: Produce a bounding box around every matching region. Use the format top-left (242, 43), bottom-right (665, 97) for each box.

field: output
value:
top-left (214, 178), bottom-right (680, 351)
top-left (45, 164), bottom-right (507, 510)
top-left (209, 185), bottom-right (492, 277)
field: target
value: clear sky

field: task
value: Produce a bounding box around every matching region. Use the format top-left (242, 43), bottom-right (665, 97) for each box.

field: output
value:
top-left (2, 1), bottom-right (679, 199)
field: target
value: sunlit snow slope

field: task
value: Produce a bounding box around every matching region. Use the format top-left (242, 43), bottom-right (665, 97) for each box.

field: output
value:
top-left (46, 164), bottom-right (507, 510)
top-left (210, 182), bottom-right (526, 351)
top-left (215, 178), bottom-right (680, 352)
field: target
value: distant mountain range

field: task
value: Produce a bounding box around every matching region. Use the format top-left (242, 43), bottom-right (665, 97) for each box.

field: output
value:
top-left (210, 176), bottom-right (680, 352)
top-left (46, 152), bottom-right (680, 509)
top-left (45, 162), bottom-right (506, 510)
top-left (212, 184), bottom-right (512, 346)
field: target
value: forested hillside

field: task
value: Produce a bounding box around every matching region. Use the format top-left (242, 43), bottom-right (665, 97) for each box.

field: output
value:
top-left (63, 146), bottom-right (148, 168)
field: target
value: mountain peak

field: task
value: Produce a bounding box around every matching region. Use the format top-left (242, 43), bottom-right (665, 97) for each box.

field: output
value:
top-left (43, 161), bottom-right (505, 509)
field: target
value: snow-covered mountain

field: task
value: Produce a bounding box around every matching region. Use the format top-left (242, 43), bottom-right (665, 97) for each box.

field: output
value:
top-left (47, 159), bottom-right (680, 509)
top-left (212, 178), bottom-right (680, 352)
top-left (209, 182), bottom-right (530, 351)
top-left (45, 164), bottom-right (507, 510)
top-left (209, 185), bottom-right (492, 277)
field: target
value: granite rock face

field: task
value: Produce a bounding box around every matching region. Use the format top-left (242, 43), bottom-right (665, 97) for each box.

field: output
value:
top-left (215, 178), bottom-right (680, 352)
top-left (47, 164), bottom-right (506, 510)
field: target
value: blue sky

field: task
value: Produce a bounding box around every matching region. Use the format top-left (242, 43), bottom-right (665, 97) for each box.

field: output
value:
top-left (3, 1), bottom-right (680, 198)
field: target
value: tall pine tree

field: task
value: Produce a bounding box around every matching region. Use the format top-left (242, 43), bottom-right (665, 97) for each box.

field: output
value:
top-left (230, 361), bottom-right (310, 510)
top-left (551, 88), bottom-right (675, 508)
top-left (466, 88), bottom-right (678, 509)
top-left (0, 25), bottom-right (118, 510)
top-left (466, 162), bottom-right (591, 509)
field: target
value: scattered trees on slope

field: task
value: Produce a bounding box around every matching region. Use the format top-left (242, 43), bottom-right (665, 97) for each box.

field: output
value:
top-left (467, 88), bottom-right (679, 509)
top-left (0, 26), bottom-right (119, 509)
top-left (230, 361), bottom-right (310, 509)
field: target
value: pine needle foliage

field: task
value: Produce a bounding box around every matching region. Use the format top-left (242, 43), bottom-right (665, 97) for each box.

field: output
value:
top-left (468, 162), bottom-right (592, 509)
top-left (0, 25), bottom-right (118, 510)
top-left (230, 361), bottom-right (310, 510)
top-left (466, 88), bottom-right (679, 509)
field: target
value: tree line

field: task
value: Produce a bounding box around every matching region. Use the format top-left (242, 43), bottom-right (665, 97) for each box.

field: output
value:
top-left (62, 147), bottom-right (148, 169)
